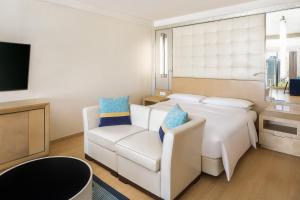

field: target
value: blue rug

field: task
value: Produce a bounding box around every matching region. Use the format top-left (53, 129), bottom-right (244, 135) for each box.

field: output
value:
top-left (93, 175), bottom-right (129, 200)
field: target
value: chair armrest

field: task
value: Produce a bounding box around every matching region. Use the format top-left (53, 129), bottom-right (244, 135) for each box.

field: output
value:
top-left (160, 118), bottom-right (205, 200)
top-left (82, 105), bottom-right (99, 152)
top-left (83, 105), bottom-right (99, 131)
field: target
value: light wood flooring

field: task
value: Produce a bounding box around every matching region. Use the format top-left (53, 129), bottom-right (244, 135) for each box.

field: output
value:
top-left (50, 134), bottom-right (300, 200)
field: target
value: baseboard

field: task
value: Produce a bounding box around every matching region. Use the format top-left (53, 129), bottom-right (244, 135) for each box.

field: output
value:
top-left (51, 132), bottom-right (83, 144)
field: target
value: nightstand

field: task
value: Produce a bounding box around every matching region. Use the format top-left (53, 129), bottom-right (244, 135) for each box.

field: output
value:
top-left (259, 104), bottom-right (300, 157)
top-left (143, 96), bottom-right (169, 106)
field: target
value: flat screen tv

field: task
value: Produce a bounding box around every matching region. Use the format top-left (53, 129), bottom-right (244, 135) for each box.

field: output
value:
top-left (0, 42), bottom-right (31, 91)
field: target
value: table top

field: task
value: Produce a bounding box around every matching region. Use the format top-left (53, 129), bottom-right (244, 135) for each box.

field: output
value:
top-left (0, 98), bottom-right (49, 115)
top-left (265, 103), bottom-right (300, 115)
top-left (0, 156), bottom-right (92, 200)
top-left (143, 96), bottom-right (169, 102)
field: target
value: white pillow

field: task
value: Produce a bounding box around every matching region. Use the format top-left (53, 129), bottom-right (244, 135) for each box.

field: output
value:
top-left (202, 97), bottom-right (254, 109)
top-left (168, 93), bottom-right (206, 103)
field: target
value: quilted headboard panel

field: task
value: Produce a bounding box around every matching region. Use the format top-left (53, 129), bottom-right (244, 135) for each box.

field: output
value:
top-left (173, 14), bottom-right (265, 80)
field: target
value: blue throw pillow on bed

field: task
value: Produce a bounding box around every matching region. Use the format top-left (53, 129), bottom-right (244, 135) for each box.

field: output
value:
top-left (98, 96), bottom-right (131, 127)
top-left (159, 104), bottom-right (188, 142)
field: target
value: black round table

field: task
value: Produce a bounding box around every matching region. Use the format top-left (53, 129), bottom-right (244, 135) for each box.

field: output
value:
top-left (0, 156), bottom-right (92, 200)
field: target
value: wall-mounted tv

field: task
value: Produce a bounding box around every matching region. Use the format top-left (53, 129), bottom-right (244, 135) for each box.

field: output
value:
top-left (0, 42), bottom-right (31, 91)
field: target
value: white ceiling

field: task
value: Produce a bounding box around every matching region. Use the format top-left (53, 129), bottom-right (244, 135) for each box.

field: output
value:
top-left (74, 0), bottom-right (255, 21)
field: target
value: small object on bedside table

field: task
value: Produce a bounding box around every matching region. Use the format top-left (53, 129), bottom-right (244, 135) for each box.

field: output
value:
top-left (154, 89), bottom-right (172, 97)
top-left (259, 104), bottom-right (300, 157)
top-left (143, 96), bottom-right (169, 106)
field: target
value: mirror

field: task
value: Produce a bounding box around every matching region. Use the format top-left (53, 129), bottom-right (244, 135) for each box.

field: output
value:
top-left (266, 8), bottom-right (300, 104)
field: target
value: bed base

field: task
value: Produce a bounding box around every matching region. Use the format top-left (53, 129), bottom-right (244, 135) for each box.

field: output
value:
top-left (202, 156), bottom-right (224, 176)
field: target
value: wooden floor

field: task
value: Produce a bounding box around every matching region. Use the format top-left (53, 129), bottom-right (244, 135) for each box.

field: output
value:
top-left (50, 134), bottom-right (300, 200)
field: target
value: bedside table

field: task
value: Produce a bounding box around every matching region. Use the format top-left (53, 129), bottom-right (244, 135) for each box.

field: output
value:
top-left (259, 104), bottom-right (300, 157)
top-left (143, 96), bottom-right (169, 106)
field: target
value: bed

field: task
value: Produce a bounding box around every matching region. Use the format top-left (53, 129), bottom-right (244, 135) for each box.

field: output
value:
top-left (150, 98), bottom-right (258, 181)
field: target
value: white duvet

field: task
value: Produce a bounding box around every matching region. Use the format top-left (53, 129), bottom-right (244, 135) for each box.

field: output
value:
top-left (151, 100), bottom-right (258, 181)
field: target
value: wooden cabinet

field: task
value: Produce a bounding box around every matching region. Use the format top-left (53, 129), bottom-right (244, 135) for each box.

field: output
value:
top-left (259, 104), bottom-right (300, 157)
top-left (0, 99), bottom-right (49, 171)
top-left (0, 112), bottom-right (29, 164)
top-left (29, 109), bottom-right (45, 155)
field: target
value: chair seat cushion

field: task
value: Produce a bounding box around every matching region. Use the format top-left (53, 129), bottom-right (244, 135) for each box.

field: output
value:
top-left (116, 131), bottom-right (162, 172)
top-left (88, 125), bottom-right (145, 151)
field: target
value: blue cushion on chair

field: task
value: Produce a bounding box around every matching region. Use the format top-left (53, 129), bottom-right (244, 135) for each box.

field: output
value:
top-left (159, 104), bottom-right (188, 142)
top-left (99, 96), bottom-right (131, 127)
top-left (290, 79), bottom-right (300, 96)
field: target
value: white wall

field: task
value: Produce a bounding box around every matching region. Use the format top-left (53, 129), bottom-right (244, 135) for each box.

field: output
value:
top-left (0, 0), bottom-right (153, 140)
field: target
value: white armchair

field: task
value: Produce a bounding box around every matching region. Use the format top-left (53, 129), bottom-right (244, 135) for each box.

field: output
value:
top-left (82, 104), bottom-right (150, 172)
top-left (161, 118), bottom-right (205, 199)
top-left (116, 108), bottom-right (205, 200)
top-left (82, 105), bottom-right (99, 154)
top-left (83, 105), bottom-right (205, 199)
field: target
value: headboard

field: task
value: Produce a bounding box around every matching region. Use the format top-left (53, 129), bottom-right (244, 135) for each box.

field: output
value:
top-left (172, 77), bottom-right (267, 112)
top-left (172, 14), bottom-right (265, 81)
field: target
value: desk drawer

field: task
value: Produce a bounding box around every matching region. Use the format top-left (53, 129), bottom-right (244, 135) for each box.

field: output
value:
top-left (260, 116), bottom-right (300, 139)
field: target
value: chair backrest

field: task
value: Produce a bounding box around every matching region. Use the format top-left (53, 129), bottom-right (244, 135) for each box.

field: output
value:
top-left (290, 79), bottom-right (300, 96)
top-left (130, 104), bottom-right (151, 129)
top-left (149, 109), bottom-right (168, 132)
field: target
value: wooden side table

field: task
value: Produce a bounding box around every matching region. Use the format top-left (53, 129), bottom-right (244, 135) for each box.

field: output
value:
top-left (143, 96), bottom-right (169, 106)
top-left (259, 104), bottom-right (300, 157)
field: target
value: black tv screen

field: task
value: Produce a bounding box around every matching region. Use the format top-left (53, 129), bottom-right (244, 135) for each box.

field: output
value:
top-left (0, 42), bottom-right (30, 91)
